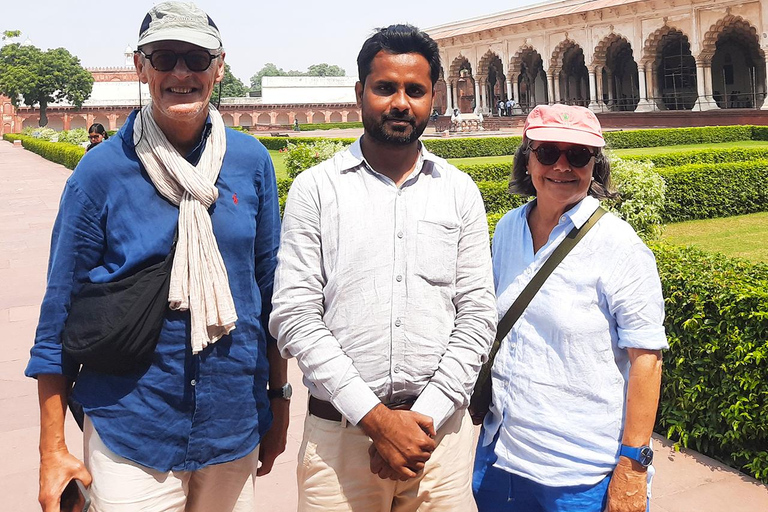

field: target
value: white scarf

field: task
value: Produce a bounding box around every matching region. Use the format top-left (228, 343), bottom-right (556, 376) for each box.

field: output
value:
top-left (134, 102), bottom-right (237, 354)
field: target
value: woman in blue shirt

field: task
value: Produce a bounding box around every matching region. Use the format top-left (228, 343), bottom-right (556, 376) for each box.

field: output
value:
top-left (473, 104), bottom-right (667, 512)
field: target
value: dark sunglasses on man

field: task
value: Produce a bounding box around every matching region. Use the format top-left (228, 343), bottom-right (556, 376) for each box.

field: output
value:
top-left (137, 49), bottom-right (221, 72)
top-left (531, 143), bottom-right (597, 168)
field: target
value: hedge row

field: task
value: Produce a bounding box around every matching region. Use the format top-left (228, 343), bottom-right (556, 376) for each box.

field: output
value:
top-left (618, 147), bottom-right (768, 168)
top-left (603, 125), bottom-right (754, 149)
top-left (659, 160), bottom-right (768, 222)
top-left (476, 180), bottom-right (528, 214)
top-left (650, 242), bottom-right (768, 483)
top-left (298, 122), bottom-right (363, 131)
top-left (453, 162), bottom-right (513, 182)
top-left (3, 134), bottom-right (85, 170)
top-left (256, 136), bottom-right (355, 151)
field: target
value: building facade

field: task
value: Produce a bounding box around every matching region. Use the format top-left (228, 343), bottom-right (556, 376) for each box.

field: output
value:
top-left (428, 0), bottom-right (768, 115)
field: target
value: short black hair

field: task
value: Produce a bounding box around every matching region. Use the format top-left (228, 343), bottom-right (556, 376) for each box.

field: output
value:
top-left (510, 136), bottom-right (618, 200)
top-left (88, 123), bottom-right (109, 139)
top-left (357, 24), bottom-right (441, 86)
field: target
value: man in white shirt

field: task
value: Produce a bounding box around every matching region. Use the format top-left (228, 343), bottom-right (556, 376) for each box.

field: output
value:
top-left (269, 24), bottom-right (497, 512)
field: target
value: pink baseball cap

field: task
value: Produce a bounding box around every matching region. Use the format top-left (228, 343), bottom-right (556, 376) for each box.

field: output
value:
top-left (523, 104), bottom-right (605, 147)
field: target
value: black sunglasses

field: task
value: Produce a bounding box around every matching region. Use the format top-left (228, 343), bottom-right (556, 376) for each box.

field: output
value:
top-left (531, 143), bottom-right (597, 168)
top-left (138, 49), bottom-right (220, 72)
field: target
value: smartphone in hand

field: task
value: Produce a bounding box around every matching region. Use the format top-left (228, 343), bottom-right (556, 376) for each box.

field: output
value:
top-left (61, 479), bottom-right (91, 512)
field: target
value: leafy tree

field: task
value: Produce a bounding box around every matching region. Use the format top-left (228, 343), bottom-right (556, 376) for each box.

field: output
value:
top-left (2, 30), bottom-right (21, 40)
top-left (306, 63), bottom-right (345, 77)
top-left (0, 42), bottom-right (93, 127)
top-left (249, 62), bottom-right (346, 95)
top-left (211, 63), bottom-right (248, 103)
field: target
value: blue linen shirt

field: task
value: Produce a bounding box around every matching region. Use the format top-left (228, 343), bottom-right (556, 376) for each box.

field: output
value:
top-left (482, 196), bottom-right (668, 487)
top-left (25, 110), bottom-right (281, 472)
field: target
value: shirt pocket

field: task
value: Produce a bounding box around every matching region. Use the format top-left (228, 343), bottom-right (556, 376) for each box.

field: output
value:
top-left (415, 220), bottom-right (460, 285)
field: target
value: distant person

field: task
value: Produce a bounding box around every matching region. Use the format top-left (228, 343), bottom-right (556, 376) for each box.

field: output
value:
top-left (294, 118), bottom-right (300, 131)
top-left (497, 99), bottom-right (504, 117)
top-left (85, 123), bottom-right (108, 152)
top-left (473, 104), bottom-right (667, 512)
top-left (27, 2), bottom-right (287, 511)
top-left (270, 23), bottom-right (496, 512)
top-left (506, 98), bottom-right (515, 115)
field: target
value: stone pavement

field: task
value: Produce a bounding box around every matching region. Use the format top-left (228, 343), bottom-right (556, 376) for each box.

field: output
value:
top-left (2, 139), bottom-right (767, 511)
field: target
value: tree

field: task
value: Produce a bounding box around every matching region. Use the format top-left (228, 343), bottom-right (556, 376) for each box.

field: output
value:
top-left (211, 63), bottom-right (248, 103)
top-left (0, 42), bottom-right (93, 127)
top-left (2, 30), bottom-right (21, 40)
top-left (307, 63), bottom-right (345, 77)
top-left (249, 62), bottom-right (346, 95)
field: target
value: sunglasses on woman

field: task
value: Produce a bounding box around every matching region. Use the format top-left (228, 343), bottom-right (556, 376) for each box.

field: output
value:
top-left (138, 49), bottom-right (220, 72)
top-left (531, 143), bottom-right (597, 168)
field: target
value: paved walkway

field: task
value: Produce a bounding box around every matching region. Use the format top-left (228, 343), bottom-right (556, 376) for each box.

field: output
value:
top-left (2, 139), bottom-right (767, 511)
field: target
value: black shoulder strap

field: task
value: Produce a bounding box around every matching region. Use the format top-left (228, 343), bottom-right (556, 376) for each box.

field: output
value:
top-left (492, 206), bottom-right (607, 351)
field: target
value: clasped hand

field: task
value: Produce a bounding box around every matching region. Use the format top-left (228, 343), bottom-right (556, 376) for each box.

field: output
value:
top-left (359, 404), bottom-right (436, 480)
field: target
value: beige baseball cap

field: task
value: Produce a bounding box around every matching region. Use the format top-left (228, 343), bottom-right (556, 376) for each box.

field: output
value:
top-left (137, 2), bottom-right (222, 50)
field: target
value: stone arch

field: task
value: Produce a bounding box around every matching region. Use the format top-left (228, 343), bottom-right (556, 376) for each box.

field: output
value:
top-left (550, 38), bottom-right (579, 74)
top-left (220, 113), bottom-right (234, 126)
top-left (91, 114), bottom-right (110, 129)
top-left (347, 111), bottom-right (359, 122)
top-left (329, 111), bottom-right (343, 123)
top-left (115, 114), bottom-right (129, 130)
top-left (449, 55), bottom-right (472, 78)
top-left (702, 15), bottom-right (766, 108)
top-left (47, 116), bottom-right (64, 131)
top-left (294, 112), bottom-right (308, 124)
top-left (257, 112), bottom-right (271, 124)
top-left (510, 45), bottom-right (547, 110)
top-left (312, 111), bottom-right (325, 123)
top-left (240, 114), bottom-right (253, 127)
top-left (3, 102), bottom-right (12, 115)
top-left (70, 115), bottom-right (87, 130)
top-left (549, 40), bottom-right (588, 106)
top-left (593, 34), bottom-right (638, 111)
top-left (22, 116), bottom-right (38, 129)
top-left (449, 55), bottom-right (475, 113)
top-left (3, 123), bottom-right (10, 134)
top-left (646, 27), bottom-right (697, 110)
top-left (276, 112), bottom-right (290, 125)
top-left (478, 50), bottom-right (506, 112)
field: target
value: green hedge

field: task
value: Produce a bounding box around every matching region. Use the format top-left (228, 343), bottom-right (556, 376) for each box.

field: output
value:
top-left (619, 147), bottom-right (768, 168)
top-left (603, 125), bottom-right (754, 149)
top-left (256, 136), bottom-right (356, 151)
top-left (477, 180), bottom-right (527, 214)
top-left (651, 242), bottom-right (768, 483)
top-left (659, 160), bottom-right (768, 222)
top-left (422, 136), bottom-right (522, 158)
top-left (454, 162), bottom-right (513, 182)
top-left (3, 133), bottom-right (85, 170)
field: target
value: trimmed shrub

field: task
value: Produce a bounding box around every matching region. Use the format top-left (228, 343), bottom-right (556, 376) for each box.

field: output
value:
top-left (651, 242), bottom-right (768, 483)
top-left (454, 162), bottom-right (513, 182)
top-left (604, 125), bottom-right (753, 149)
top-left (659, 160), bottom-right (768, 222)
top-left (257, 136), bottom-right (355, 151)
top-left (58, 128), bottom-right (88, 145)
top-left (4, 134), bottom-right (85, 170)
top-left (618, 147), bottom-right (768, 168)
top-left (477, 181), bottom-right (527, 214)
top-left (487, 211), bottom-right (504, 239)
top-left (604, 158), bottom-right (666, 241)
top-left (297, 122), bottom-right (363, 131)
top-left (284, 140), bottom-right (350, 178)
top-left (423, 136), bottom-right (522, 158)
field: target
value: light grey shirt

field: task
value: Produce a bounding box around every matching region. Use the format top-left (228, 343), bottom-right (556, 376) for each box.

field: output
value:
top-left (269, 138), bottom-right (496, 429)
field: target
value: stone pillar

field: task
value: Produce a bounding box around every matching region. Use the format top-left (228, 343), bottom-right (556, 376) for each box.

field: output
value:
top-left (554, 73), bottom-right (561, 104)
top-left (693, 61), bottom-right (717, 111)
top-left (651, 66), bottom-right (665, 110)
top-left (506, 77), bottom-right (513, 103)
top-left (606, 71), bottom-right (615, 109)
top-left (547, 74), bottom-right (555, 105)
top-left (232, 112), bottom-right (241, 126)
top-left (341, 111), bottom-right (348, 122)
top-left (588, 70), bottom-right (599, 111)
top-left (86, 114), bottom-right (95, 127)
top-left (474, 78), bottom-right (481, 113)
top-left (703, 65), bottom-right (719, 109)
top-left (107, 113), bottom-right (118, 131)
top-left (595, 68), bottom-right (604, 109)
top-left (512, 77), bottom-right (520, 109)
top-left (63, 113), bottom-right (71, 131)
top-left (269, 112), bottom-right (278, 124)
top-left (446, 79), bottom-right (454, 115)
top-left (635, 65), bottom-right (653, 112)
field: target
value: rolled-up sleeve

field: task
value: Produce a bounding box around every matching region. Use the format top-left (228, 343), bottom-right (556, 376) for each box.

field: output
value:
top-left (269, 172), bottom-right (381, 425)
top-left (411, 178), bottom-right (497, 429)
top-left (605, 243), bottom-right (668, 351)
top-left (26, 179), bottom-right (105, 380)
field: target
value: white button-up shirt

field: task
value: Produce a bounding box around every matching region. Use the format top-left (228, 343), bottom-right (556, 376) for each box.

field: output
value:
top-left (269, 139), bottom-right (496, 429)
top-left (483, 196), bottom-right (668, 486)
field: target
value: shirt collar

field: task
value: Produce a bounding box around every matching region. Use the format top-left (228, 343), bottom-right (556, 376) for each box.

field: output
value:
top-left (339, 136), bottom-right (443, 179)
top-left (522, 195), bottom-right (600, 229)
top-left (122, 109), bottom-right (214, 165)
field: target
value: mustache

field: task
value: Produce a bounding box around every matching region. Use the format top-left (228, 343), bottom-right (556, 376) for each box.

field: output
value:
top-left (382, 113), bottom-right (416, 124)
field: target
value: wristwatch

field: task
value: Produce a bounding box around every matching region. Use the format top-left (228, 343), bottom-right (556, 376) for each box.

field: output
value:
top-left (619, 444), bottom-right (654, 468)
top-left (267, 382), bottom-right (293, 400)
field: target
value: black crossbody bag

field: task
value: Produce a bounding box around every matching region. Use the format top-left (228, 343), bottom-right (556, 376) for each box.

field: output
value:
top-left (62, 234), bottom-right (177, 374)
top-left (469, 207), bottom-right (606, 424)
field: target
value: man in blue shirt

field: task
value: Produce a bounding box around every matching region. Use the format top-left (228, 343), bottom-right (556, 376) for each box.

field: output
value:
top-left (26, 3), bottom-right (288, 511)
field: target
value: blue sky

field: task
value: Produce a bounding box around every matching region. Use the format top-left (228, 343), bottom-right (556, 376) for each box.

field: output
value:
top-left (3, 0), bottom-right (543, 85)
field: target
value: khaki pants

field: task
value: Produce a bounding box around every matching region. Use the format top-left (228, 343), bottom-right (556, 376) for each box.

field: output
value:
top-left (84, 416), bottom-right (258, 512)
top-left (297, 408), bottom-right (477, 512)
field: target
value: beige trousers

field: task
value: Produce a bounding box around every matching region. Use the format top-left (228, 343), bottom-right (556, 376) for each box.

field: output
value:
top-left (83, 416), bottom-right (258, 512)
top-left (297, 408), bottom-right (478, 512)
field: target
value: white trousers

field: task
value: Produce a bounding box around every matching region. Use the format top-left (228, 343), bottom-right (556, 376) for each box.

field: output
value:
top-left (297, 408), bottom-right (478, 512)
top-left (84, 416), bottom-right (259, 512)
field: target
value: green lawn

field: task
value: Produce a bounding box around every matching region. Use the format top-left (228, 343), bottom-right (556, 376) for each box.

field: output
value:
top-left (445, 140), bottom-right (768, 167)
top-left (268, 150), bottom-right (289, 180)
top-left (663, 212), bottom-right (768, 263)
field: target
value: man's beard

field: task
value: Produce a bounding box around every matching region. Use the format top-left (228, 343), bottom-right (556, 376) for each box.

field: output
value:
top-left (362, 111), bottom-right (429, 146)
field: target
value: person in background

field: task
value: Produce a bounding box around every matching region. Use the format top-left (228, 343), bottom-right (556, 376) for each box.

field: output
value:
top-left (473, 104), bottom-right (667, 512)
top-left (27, 2), bottom-right (287, 511)
top-left (270, 24), bottom-right (496, 512)
top-left (85, 123), bottom-right (108, 152)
